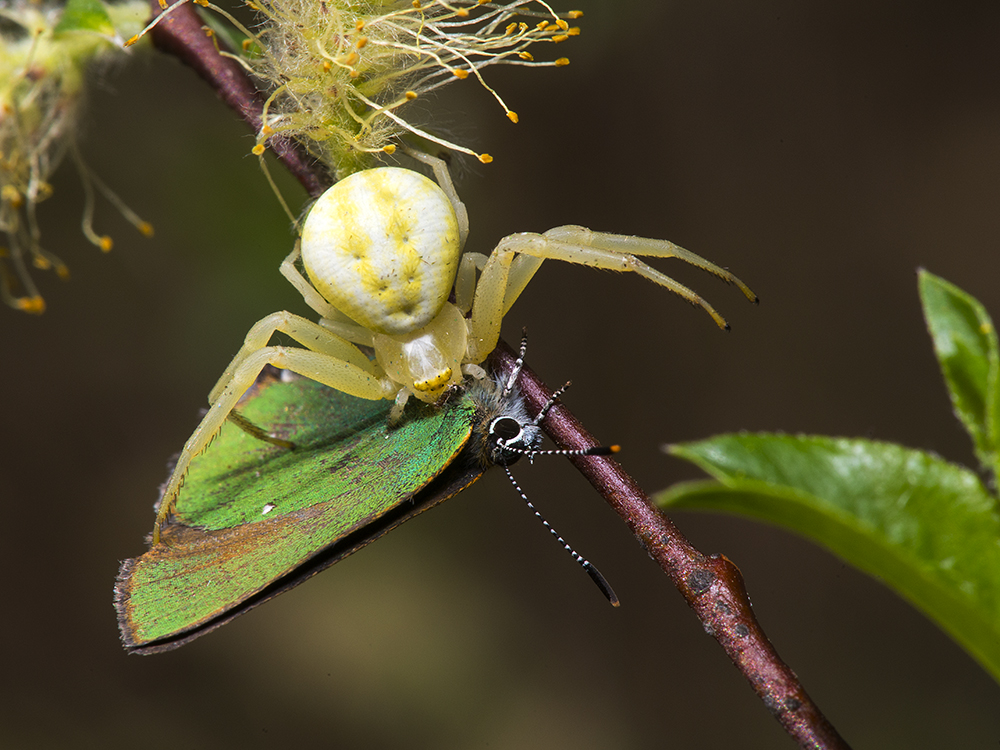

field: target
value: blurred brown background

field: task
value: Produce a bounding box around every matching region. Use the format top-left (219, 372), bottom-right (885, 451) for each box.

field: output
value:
top-left (4, 1), bottom-right (1000, 747)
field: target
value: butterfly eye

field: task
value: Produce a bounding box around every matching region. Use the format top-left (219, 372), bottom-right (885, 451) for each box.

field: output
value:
top-left (490, 416), bottom-right (523, 445)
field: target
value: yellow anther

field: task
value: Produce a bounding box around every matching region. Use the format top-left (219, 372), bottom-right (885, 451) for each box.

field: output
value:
top-left (568, 10), bottom-right (583, 18)
top-left (506, 111), bottom-right (519, 123)
top-left (138, 221), bottom-right (155, 237)
top-left (479, 154), bottom-right (494, 164)
top-left (552, 34), bottom-right (569, 43)
top-left (157, 0), bottom-right (167, 8)
top-left (193, 0), bottom-right (208, 6)
top-left (242, 39), bottom-right (253, 51)
top-left (2, 185), bottom-right (22, 208)
top-left (99, 236), bottom-right (113, 252)
top-left (33, 256), bottom-right (51, 270)
top-left (555, 57), bottom-right (570, 66)
top-left (252, 144), bottom-right (266, 155)
top-left (203, 27), bottom-right (215, 39)
top-left (382, 145), bottom-right (396, 154)
top-left (261, 124), bottom-right (274, 136)
top-left (181, 0), bottom-right (584, 172)
top-left (17, 296), bottom-right (45, 314)
top-left (567, 27), bottom-right (581, 36)
top-left (124, 34), bottom-right (139, 47)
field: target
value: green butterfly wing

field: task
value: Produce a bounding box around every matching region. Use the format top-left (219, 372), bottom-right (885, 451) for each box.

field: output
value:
top-left (115, 372), bottom-right (481, 653)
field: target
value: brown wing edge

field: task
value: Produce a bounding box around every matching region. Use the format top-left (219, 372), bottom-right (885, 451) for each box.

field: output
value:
top-left (114, 459), bottom-right (485, 655)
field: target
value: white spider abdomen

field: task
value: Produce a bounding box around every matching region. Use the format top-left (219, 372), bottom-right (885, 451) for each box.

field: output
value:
top-left (301, 167), bottom-right (460, 336)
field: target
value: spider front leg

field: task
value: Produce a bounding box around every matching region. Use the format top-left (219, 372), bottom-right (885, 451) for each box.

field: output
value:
top-left (153, 328), bottom-right (390, 544)
top-left (466, 226), bottom-right (757, 358)
top-left (207, 311), bottom-right (378, 404)
top-left (464, 247), bottom-right (544, 362)
top-left (543, 225), bottom-right (758, 311)
top-left (279, 246), bottom-right (375, 346)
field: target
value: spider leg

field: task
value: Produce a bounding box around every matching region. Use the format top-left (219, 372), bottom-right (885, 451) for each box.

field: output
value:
top-left (464, 245), bottom-right (550, 361)
top-left (226, 409), bottom-right (295, 449)
top-left (404, 148), bottom-right (469, 249)
top-left (544, 225), bottom-right (758, 304)
top-left (280, 246), bottom-right (374, 346)
top-left (455, 251), bottom-right (488, 314)
top-left (208, 310), bottom-right (377, 404)
top-left (154, 343), bottom-right (388, 544)
top-left (468, 227), bottom-right (756, 338)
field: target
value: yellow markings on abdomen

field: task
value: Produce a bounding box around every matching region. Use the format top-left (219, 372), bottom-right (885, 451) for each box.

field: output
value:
top-left (300, 167), bottom-right (461, 336)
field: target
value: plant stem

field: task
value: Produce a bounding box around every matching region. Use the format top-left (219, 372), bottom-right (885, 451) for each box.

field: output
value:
top-left (145, 0), bottom-right (329, 196)
top-left (144, 2), bottom-right (850, 745)
top-left (490, 342), bottom-right (850, 750)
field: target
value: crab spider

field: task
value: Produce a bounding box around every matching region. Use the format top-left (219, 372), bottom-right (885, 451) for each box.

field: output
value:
top-left (150, 154), bottom-right (756, 542)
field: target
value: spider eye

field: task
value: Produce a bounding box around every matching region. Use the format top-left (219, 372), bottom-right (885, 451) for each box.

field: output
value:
top-left (490, 416), bottom-right (522, 444)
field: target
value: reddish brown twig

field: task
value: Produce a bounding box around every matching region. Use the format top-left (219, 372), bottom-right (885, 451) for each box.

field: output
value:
top-left (142, 4), bottom-right (850, 745)
top-left (489, 342), bottom-right (850, 749)
top-left (145, 0), bottom-right (329, 196)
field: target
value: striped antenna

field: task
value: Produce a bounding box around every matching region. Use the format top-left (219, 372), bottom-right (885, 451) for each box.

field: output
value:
top-left (502, 464), bottom-right (620, 607)
top-left (491, 328), bottom-right (620, 606)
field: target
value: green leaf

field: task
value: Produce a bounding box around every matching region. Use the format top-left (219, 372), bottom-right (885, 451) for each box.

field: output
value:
top-left (54, 0), bottom-right (115, 36)
top-left (660, 433), bottom-right (1000, 683)
top-left (919, 269), bottom-right (1000, 477)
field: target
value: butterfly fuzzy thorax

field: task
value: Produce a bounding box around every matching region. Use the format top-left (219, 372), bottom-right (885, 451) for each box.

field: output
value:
top-left (463, 373), bottom-right (544, 468)
top-left (300, 167), bottom-right (461, 336)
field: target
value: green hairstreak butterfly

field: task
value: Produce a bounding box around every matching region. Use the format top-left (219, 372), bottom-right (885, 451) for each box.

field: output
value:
top-left (115, 345), bottom-right (616, 654)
